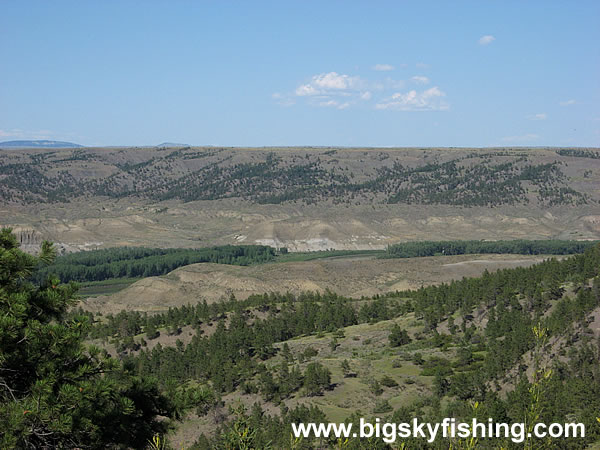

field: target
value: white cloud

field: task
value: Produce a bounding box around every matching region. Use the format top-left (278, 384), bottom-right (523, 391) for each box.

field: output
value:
top-left (559, 99), bottom-right (576, 106)
top-left (373, 64), bottom-right (394, 71)
top-left (479, 35), bottom-right (496, 45)
top-left (282, 70), bottom-right (447, 111)
top-left (375, 86), bottom-right (449, 111)
top-left (295, 72), bottom-right (361, 97)
top-left (313, 72), bottom-right (355, 89)
top-left (415, 62), bottom-right (429, 69)
top-left (527, 113), bottom-right (547, 121)
top-left (411, 75), bottom-right (430, 84)
top-left (501, 133), bottom-right (539, 142)
top-left (295, 84), bottom-right (319, 96)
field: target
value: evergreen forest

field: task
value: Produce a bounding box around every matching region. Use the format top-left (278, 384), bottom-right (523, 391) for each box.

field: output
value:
top-left (3, 229), bottom-right (598, 448)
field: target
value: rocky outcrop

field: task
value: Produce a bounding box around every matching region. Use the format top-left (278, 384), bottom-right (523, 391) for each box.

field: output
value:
top-left (2, 227), bottom-right (44, 253)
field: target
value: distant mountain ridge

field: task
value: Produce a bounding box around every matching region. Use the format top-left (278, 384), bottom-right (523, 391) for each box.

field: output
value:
top-left (0, 140), bottom-right (83, 148)
top-left (1, 147), bottom-right (598, 210)
top-left (156, 142), bottom-right (189, 147)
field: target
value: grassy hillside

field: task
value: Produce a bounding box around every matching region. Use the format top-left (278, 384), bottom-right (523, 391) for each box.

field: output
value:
top-left (76, 244), bottom-right (600, 448)
top-left (1, 147), bottom-right (598, 207)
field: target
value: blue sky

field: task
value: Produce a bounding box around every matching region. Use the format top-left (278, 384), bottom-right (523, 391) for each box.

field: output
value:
top-left (1, 1), bottom-right (598, 147)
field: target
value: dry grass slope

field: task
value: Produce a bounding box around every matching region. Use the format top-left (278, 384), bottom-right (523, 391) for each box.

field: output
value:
top-left (82, 253), bottom-right (549, 314)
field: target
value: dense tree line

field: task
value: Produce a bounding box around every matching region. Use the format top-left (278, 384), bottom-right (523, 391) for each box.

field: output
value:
top-left (35, 244), bottom-right (276, 283)
top-left (386, 239), bottom-right (597, 258)
top-left (35, 239), bottom-right (594, 287)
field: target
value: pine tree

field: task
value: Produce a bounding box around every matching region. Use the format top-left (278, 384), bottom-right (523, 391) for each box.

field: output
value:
top-left (388, 324), bottom-right (411, 347)
top-left (281, 342), bottom-right (293, 363)
top-left (0, 229), bottom-right (174, 449)
top-left (145, 321), bottom-right (160, 340)
top-left (341, 359), bottom-right (351, 377)
top-left (303, 363), bottom-right (331, 396)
